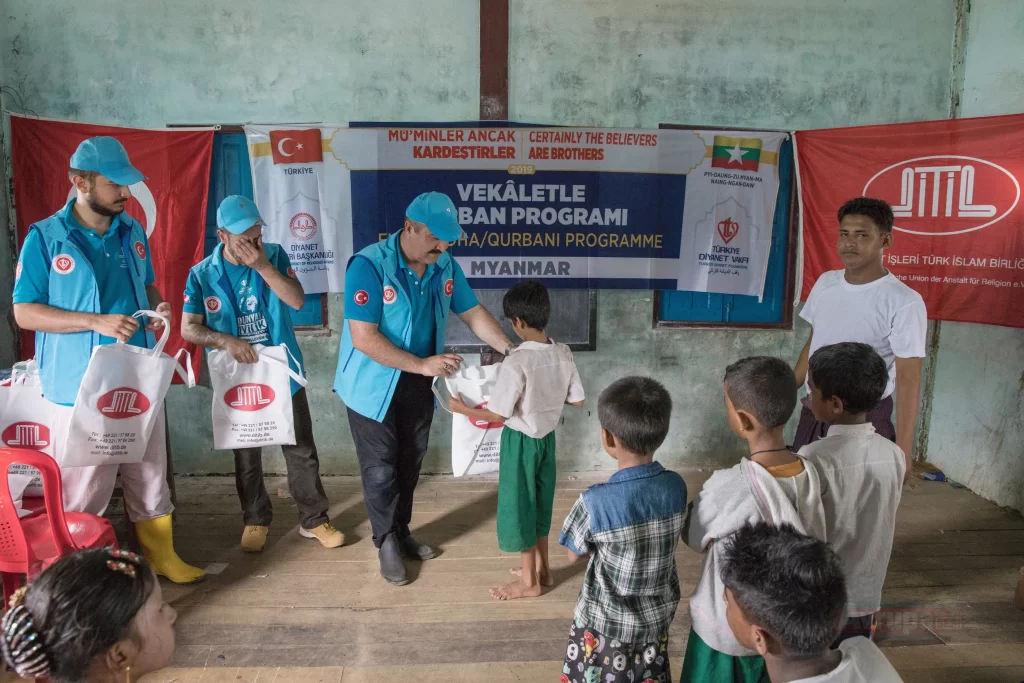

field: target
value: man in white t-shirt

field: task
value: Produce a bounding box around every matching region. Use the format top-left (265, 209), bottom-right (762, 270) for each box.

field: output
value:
top-left (794, 197), bottom-right (927, 479)
top-left (721, 522), bottom-right (903, 683)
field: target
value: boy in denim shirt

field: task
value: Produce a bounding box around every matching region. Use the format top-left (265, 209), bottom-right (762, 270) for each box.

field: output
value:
top-left (558, 377), bottom-right (686, 683)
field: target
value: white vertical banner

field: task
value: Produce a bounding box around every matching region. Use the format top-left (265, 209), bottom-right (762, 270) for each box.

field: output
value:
top-left (244, 125), bottom-right (350, 293)
top-left (677, 131), bottom-right (787, 299)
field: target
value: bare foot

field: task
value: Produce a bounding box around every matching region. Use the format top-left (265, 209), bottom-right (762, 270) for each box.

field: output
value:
top-left (509, 567), bottom-right (554, 587)
top-left (490, 578), bottom-right (543, 600)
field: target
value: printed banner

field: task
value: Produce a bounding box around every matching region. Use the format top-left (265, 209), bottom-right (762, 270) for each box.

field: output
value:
top-left (246, 124), bottom-right (786, 295)
top-left (10, 114), bottom-right (213, 377)
top-left (245, 125), bottom-right (348, 293)
top-left (797, 114), bottom-right (1024, 327)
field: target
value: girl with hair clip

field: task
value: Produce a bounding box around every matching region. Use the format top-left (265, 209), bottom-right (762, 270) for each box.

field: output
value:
top-left (0, 548), bottom-right (176, 682)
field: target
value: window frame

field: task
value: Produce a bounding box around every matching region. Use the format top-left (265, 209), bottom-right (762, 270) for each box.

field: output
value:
top-left (652, 123), bottom-right (799, 331)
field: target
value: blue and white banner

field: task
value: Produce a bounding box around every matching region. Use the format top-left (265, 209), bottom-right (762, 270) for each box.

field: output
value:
top-left (246, 124), bottom-right (786, 296)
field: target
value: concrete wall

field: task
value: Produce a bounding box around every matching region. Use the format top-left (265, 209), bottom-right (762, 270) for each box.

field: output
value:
top-left (0, 0), bottom-right (480, 475)
top-left (509, 0), bottom-right (956, 471)
top-left (923, 0), bottom-right (1024, 514)
top-left (0, 0), bottom-right (974, 476)
top-left (0, 5), bottom-right (16, 370)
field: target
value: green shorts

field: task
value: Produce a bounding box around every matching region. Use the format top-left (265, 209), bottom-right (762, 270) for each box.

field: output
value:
top-left (679, 627), bottom-right (767, 683)
top-left (496, 428), bottom-right (556, 553)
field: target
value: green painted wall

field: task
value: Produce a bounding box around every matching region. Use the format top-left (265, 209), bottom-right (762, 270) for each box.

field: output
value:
top-left (923, 0), bottom-right (1024, 514)
top-left (508, 0), bottom-right (956, 472)
top-left (0, 0), bottom-right (979, 478)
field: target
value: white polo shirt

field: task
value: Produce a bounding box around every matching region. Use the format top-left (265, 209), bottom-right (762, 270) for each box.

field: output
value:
top-left (487, 340), bottom-right (585, 439)
top-left (799, 423), bottom-right (906, 616)
top-left (801, 270), bottom-right (927, 399)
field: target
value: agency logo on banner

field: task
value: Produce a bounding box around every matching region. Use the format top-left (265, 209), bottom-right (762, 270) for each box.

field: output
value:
top-left (862, 156), bottom-right (1019, 236)
top-left (290, 212), bottom-right (318, 240)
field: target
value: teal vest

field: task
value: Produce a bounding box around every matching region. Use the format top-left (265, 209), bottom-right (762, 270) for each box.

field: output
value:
top-left (187, 243), bottom-right (303, 380)
top-left (31, 210), bottom-right (153, 405)
top-left (334, 231), bottom-right (454, 421)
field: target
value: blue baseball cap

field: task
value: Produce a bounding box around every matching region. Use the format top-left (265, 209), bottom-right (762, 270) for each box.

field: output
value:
top-left (405, 192), bottom-right (463, 242)
top-left (217, 195), bottom-right (266, 235)
top-left (69, 136), bottom-right (145, 186)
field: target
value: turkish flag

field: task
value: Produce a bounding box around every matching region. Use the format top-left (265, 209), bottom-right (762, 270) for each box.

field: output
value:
top-left (269, 129), bottom-right (323, 164)
top-left (797, 113), bottom-right (1024, 328)
top-left (10, 114), bottom-right (213, 380)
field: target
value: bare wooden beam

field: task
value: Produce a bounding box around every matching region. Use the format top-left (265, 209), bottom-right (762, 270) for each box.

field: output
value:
top-left (479, 0), bottom-right (509, 120)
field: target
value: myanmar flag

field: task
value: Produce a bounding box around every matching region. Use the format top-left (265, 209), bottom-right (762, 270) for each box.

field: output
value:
top-left (711, 136), bottom-right (762, 171)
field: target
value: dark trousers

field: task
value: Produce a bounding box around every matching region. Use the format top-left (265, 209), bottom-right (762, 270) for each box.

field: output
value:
top-left (346, 372), bottom-right (434, 548)
top-left (234, 388), bottom-right (330, 530)
top-left (792, 395), bottom-right (896, 451)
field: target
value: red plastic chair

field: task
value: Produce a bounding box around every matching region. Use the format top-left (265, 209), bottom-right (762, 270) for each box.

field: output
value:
top-left (0, 448), bottom-right (118, 605)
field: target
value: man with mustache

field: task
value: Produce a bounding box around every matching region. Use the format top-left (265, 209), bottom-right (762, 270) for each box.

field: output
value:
top-left (12, 136), bottom-right (204, 584)
top-left (336, 191), bottom-right (514, 585)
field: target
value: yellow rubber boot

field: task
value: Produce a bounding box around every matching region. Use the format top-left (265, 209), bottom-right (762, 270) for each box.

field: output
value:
top-left (135, 515), bottom-right (206, 585)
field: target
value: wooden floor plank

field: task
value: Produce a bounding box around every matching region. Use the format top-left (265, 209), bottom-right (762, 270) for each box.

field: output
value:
top-left (135, 473), bottom-right (1024, 680)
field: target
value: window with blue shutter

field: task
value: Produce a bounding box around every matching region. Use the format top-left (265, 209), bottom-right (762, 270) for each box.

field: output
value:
top-left (654, 134), bottom-right (796, 328)
top-left (206, 131), bottom-right (326, 329)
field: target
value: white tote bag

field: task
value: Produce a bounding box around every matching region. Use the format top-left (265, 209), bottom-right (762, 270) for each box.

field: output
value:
top-left (208, 343), bottom-right (307, 450)
top-left (434, 364), bottom-right (504, 477)
top-left (0, 360), bottom-right (73, 495)
top-left (64, 310), bottom-right (194, 468)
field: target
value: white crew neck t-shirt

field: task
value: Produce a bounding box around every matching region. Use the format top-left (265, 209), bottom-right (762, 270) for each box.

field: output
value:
top-left (790, 637), bottom-right (903, 682)
top-left (800, 270), bottom-right (927, 399)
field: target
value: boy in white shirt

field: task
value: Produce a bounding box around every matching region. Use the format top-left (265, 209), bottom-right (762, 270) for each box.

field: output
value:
top-left (800, 342), bottom-right (906, 643)
top-left (682, 357), bottom-right (826, 683)
top-left (794, 197), bottom-right (927, 479)
top-left (722, 521), bottom-right (903, 683)
top-left (449, 280), bottom-right (584, 600)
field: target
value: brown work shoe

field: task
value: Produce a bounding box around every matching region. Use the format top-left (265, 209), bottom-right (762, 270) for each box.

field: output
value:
top-left (300, 522), bottom-right (346, 549)
top-left (241, 525), bottom-right (269, 553)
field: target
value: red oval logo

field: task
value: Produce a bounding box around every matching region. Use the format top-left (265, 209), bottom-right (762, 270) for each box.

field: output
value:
top-left (287, 266), bottom-right (297, 278)
top-left (53, 254), bottom-right (76, 274)
top-left (15, 261), bottom-right (22, 281)
top-left (354, 290), bottom-right (369, 305)
top-left (289, 212), bottom-right (318, 241)
top-left (134, 240), bottom-right (147, 259)
top-left (444, 279), bottom-right (454, 296)
top-left (469, 401), bottom-right (503, 430)
top-left (1, 422), bottom-right (51, 450)
top-left (205, 296), bottom-right (222, 313)
top-left (96, 388), bottom-right (151, 419)
top-left (382, 286), bottom-right (397, 304)
top-left (863, 155), bottom-right (1020, 236)
top-left (224, 383), bottom-right (276, 411)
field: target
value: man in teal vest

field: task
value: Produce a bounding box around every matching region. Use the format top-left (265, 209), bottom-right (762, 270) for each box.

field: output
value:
top-left (181, 196), bottom-right (344, 553)
top-left (335, 191), bottom-right (514, 585)
top-left (12, 136), bottom-right (205, 584)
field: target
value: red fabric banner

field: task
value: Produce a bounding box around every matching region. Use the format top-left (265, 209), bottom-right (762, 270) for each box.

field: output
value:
top-left (797, 114), bottom-right (1024, 328)
top-left (10, 115), bottom-right (213, 378)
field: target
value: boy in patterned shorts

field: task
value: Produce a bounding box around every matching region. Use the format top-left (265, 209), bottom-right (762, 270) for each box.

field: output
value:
top-left (558, 377), bottom-right (687, 683)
